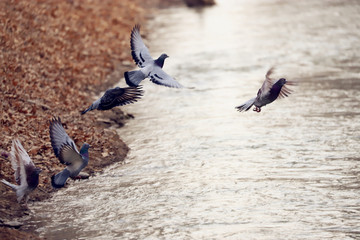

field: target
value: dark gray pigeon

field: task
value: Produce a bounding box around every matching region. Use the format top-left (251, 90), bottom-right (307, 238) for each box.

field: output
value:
top-left (1, 139), bottom-right (41, 205)
top-left (49, 117), bottom-right (90, 188)
top-left (236, 68), bottom-right (294, 112)
top-left (124, 24), bottom-right (183, 88)
top-left (81, 86), bottom-right (143, 115)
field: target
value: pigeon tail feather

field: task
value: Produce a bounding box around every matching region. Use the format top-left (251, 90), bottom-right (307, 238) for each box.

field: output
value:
top-left (124, 70), bottom-right (146, 87)
top-left (81, 106), bottom-right (92, 115)
top-left (1, 179), bottom-right (19, 191)
top-left (51, 169), bottom-right (71, 188)
top-left (1, 179), bottom-right (27, 203)
top-left (236, 97), bottom-right (256, 112)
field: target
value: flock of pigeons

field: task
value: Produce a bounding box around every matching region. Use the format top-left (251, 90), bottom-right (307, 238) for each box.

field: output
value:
top-left (1, 25), bottom-right (294, 206)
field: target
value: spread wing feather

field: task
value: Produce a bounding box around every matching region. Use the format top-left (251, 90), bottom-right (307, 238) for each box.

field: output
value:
top-left (59, 144), bottom-right (84, 168)
top-left (49, 117), bottom-right (78, 163)
top-left (278, 84), bottom-right (293, 99)
top-left (100, 86), bottom-right (143, 109)
top-left (10, 139), bottom-right (32, 187)
top-left (149, 67), bottom-right (183, 88)
top-left (259, 67), bottom-right (275, 99)
top-left (130, 25), bottom-right (154, 67)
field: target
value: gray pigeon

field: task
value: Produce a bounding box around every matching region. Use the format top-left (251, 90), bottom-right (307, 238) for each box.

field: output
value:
top-left (124, 24), bottom-right (183, 88)
top-left (49, 117), bottom-right (90, 188)
top-left (1, 139), bottom-right (41, 205)
top-left (236, 68), bottom-right (294, 112)
top-left (81, 86), bottom-right (143, 115)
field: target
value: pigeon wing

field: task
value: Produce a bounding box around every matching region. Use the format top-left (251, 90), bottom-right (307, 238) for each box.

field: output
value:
top-left (10, 139), bottom-right (35, 186)
top-left (59, 144), bottom-right (84, 169)
top-left (10, 139), bottom-right (32, 187)
top-left (130, 24), bottom-right (154, 67)
top-left (99, 86), bottom-right (143, 110)
top-left (49, 117), bottom-right (78, 163)
top-left (9, 140), bottom-right (21, 185)
top-left (278, 84), bottom-right (293, 99)
top-left (149, 67), bottom-right (183, 88)
top-left (259, 67), bottom-right (275, 98)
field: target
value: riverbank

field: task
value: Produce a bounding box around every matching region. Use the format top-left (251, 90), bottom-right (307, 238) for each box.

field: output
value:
top-left (0, 0), bottom-right (156, 238)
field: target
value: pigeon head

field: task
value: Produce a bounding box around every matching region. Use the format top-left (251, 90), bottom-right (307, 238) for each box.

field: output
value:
top-left (35, 168), bottom-right (42, 175)
top-left (155, 54), bottom-right (169, 68)
top-left (161, 53), bottom-right (169, 59)
top-left (270, 78), bottom-right (287, 92)
top-left (80, 143), bottom-right (91, 155)
top-left (33, 167), bottom-right (42, 183)
top-left (276, 78), bottom-right (287, 86)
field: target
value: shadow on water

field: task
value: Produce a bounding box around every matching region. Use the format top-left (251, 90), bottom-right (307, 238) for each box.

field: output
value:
top-left (25, 0), bottom-right (360, 239)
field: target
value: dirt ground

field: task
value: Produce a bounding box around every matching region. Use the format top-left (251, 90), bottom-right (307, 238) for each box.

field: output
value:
top-left (0, 0), bottom-right (212, 239)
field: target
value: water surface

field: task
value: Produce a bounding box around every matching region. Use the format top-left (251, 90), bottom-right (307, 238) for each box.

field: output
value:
top-left (27, 0), bottom-right (360, 239)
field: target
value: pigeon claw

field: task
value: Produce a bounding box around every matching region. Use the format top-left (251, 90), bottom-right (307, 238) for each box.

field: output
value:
top-left (253, 107), bottom-right (261, 112)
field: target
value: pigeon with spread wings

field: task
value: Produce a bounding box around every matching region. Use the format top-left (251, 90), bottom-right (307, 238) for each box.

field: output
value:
top-left (81, 86), bottom-right (143, 115)
top-left (1, 139), bottom-right (41, 206)
top-left (124, 24), bottom-right (183, 88)
top-left (49, 117), bottom-right (90, 188)
top-left (236, 68), bottom-right (295, 113)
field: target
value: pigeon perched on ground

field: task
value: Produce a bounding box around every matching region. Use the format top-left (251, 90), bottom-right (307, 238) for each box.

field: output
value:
top-left (124, 24), bottom-right (183, 88)
top-left (81, 86), bottom-right (143, 115)
top-left (236, 68), bottom-right (295, 112)
top-left (49, 117), bottom-right (90, 188)
top-left (1, 139), bottom-right (41, 205)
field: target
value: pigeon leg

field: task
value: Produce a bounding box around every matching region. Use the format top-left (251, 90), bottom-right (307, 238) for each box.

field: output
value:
top-left (253, 106), bottom-right (261, 112)
top-left (24, 195), bottom-right (30, 208)
top-left (72, 176), bottom-right (82, 181)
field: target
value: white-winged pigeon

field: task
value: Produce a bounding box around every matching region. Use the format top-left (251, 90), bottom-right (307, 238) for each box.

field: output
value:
top-left (1, 139), bottom-right (41, 205)
top-left (124, 24), bottom-right (183, 88)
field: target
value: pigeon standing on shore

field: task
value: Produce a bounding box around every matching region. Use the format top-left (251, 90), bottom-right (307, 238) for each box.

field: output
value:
top-left (81, 86), bottom-right (143, 115)
top-left (236, 68), bottom-right (294, 112)
top-left (124, 24), bottom-right (183, 88)
top-left (49, 117), bottom-right (90, 188)
top-left (1, 139), bottom-right (41, 205)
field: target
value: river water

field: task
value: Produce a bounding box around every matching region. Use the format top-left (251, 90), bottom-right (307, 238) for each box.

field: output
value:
top-left (26, 0), bottom-right (360, 239)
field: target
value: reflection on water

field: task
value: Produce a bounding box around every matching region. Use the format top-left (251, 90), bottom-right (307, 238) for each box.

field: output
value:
top-left (27, 0), bottom-right (360, 239)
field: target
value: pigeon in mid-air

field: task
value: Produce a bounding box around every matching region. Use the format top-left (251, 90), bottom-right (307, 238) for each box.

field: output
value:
top-left (49, 117), bottom-right (90, 188)
top-left (81, 86), bottom-right (143, 115)
top-left (236, 67), bottom-right (294, 112)
top-left (124, 24), bottom-right (183, 88)
top-left (1, 139), bottom-right (42, 205)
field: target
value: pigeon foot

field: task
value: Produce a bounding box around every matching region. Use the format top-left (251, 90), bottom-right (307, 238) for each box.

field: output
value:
top-left (253, 107), bottom-right (261, 112)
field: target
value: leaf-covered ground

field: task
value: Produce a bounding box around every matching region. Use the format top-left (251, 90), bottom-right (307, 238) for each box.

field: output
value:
top-left (0, 0), bottom-right (148, 238)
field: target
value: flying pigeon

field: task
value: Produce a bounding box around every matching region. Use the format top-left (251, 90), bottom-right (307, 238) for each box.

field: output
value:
top-left (49, 117), bottom-right (90, 188)
top-left (236, 68), bottom-right (295, 112)
top-left (1, 139), bottom-right (42, 205)
top-left (124, 24), bottom-right (183, 88)
top-left (81, 86), bottom-right (143, 115)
